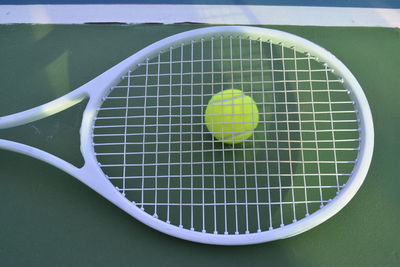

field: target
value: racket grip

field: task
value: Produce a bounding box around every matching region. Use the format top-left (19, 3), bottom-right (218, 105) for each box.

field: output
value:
top-left (0, 91), bottom-right (87, 129)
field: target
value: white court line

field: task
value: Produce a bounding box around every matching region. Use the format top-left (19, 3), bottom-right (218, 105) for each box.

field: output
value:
top-left (0, 4), bottom-right (399, 27)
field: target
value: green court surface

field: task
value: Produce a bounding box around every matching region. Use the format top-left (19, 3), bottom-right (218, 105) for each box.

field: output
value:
top-left (0, 24), bottom-right (399, 266)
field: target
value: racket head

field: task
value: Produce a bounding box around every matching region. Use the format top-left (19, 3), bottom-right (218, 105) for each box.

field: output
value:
top-left (78, 26), bottom-right (373, 245)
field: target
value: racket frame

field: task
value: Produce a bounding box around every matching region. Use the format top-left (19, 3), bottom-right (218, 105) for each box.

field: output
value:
top-left (0, 26), bottom-right (374, 245)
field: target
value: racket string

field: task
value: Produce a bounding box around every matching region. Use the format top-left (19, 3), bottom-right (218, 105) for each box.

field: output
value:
top-left (93, 35), bottom-right (360, 234)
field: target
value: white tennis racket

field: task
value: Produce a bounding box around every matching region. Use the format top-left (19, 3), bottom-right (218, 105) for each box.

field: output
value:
top-left (0, 26), bottom-right (374, 245)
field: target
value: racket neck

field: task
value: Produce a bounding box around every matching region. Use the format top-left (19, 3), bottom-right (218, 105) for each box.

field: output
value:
top-left (0, 89), bottom-right (87, 129)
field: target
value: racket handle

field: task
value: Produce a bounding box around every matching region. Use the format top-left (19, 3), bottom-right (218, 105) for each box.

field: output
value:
top-left (0, 90), bottom-right (87, 129)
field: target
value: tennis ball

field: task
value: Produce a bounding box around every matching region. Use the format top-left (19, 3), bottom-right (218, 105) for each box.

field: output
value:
top-left (205, 89), bottom-right (259, 144)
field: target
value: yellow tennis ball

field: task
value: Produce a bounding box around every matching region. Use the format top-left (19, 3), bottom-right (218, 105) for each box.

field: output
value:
top-left (205, 89), bottom-right (259, 144)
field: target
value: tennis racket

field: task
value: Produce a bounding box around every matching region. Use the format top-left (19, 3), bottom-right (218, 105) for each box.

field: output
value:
top-left (0, 26), bottom-right (374, 245)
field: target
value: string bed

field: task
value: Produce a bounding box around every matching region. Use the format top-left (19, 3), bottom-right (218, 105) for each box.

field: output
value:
top-left (93, 35), bottom-right (360, 235)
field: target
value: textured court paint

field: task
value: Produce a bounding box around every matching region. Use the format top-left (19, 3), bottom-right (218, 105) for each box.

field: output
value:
top-left (0, 24), bottom-right (399, 266)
